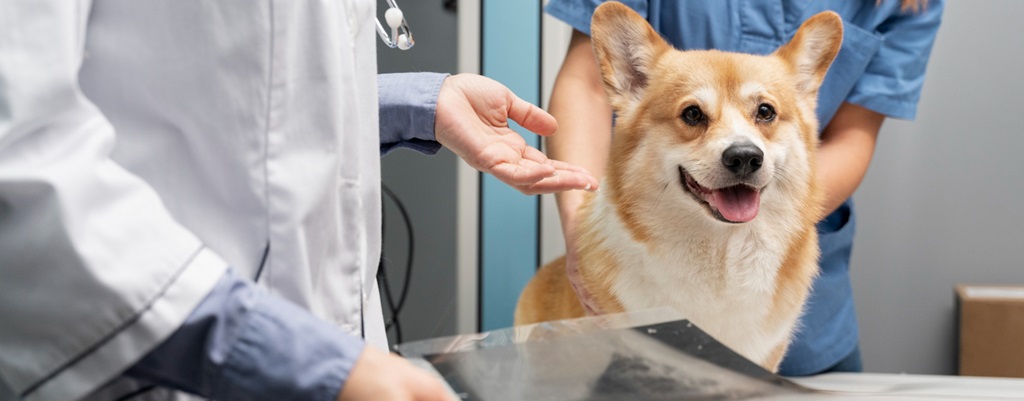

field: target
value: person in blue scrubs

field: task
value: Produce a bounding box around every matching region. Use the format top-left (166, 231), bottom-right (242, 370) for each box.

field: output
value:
top-left (544, 0), bottom-right (944, 376)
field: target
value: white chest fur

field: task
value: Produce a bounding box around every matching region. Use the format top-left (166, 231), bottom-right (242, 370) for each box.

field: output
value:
top-left (588, 191), bottom-right (802, 363)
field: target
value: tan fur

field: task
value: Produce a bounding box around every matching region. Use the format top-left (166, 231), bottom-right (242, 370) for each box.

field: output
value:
top-left (766, 341), bottom-right (791, 370)
top-left (515, 257), bottom-right (586, 325)
top-left (516, 3), bottom-right (842, 372)
top-left (517, 194), bottom-right (625, 325)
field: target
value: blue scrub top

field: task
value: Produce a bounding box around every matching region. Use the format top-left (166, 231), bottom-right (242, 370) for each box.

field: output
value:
top-left (546, 0), bottom-right (943, 375)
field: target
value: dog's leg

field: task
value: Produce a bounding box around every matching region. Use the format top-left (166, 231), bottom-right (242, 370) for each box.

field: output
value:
top-left (514, 256), bottom-right (586, 325)
top-left (764, 341), bottom-right (790, 373)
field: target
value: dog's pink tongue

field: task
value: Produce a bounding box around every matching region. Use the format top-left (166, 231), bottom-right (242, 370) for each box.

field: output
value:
top-left (710, 186), bottom-right (760, 223)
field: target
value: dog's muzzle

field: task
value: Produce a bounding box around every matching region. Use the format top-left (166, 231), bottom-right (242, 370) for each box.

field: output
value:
top-left (678, 143), bottom-right (765, 224)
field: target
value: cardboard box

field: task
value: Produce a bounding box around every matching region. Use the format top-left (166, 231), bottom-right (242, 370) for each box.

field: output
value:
top-left (957, 285), bottom-right (1024, 377)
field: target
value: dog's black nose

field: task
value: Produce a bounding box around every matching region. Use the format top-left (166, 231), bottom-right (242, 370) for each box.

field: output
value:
top-left (722, 143), bottom-right (763, 177)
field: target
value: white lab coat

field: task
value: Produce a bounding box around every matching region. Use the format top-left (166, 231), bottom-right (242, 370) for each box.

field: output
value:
top-left (0, 1), bottom-right (387, 400)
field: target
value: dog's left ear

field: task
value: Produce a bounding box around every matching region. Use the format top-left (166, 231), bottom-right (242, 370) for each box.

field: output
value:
top-left (773, 11), bottom-right (843, 96)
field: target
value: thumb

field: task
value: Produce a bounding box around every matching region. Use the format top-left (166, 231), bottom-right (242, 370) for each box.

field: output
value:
top-left (507, 93), bottom-right (558, 136)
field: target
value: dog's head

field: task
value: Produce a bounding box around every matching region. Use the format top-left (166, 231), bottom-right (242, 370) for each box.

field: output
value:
top-left (591, 2), bottom-right (840, 233)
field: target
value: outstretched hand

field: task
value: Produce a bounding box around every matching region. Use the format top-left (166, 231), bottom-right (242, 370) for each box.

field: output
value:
top-left (337, 346), bottom-right (456, 401)
top-left (434, 74), bottom-right (599, 195)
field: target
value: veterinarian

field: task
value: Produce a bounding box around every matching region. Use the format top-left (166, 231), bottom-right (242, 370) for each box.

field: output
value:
top-left (0, 2), bottom-right (597, 400)
top-left (545, 0), bottom-right (943, 376)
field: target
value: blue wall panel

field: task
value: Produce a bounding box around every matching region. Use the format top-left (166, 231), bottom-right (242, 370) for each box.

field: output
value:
top-left (480, 0), bottom-right (541, 331)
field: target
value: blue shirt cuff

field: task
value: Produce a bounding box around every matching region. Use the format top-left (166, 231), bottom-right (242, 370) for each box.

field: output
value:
top-left (379, 72), bottom-right (448, 155)
top-left (127, 268), bottom-right (364, 401)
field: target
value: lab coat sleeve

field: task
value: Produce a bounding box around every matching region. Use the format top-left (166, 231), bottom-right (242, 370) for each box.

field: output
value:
top-left (378, 72), bottom-right (448, 155)
top-left (0, 2), bottom-right (227, 400)
top-left (126, 268), bottom-right (364, 401)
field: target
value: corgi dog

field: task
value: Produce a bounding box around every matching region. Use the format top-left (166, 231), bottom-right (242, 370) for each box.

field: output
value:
top-left (515, 2), bottom-right (842, 372)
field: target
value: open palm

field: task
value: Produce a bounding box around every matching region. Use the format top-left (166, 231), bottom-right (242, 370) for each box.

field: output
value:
top-left (434, 74), bottom-right (598, 195)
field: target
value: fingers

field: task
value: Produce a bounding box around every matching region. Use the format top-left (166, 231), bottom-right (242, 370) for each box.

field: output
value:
top-left (490, 163), bottom-right (598, 195)
top-left (518, 149), bottom-right (600, 193)
top-left (547, 159), bottom-right (599, 182)
top-left (410, 370), bottom-right (458, 401)
top-left (392, 353), bottom-right (456, 401)
top-left (483, 142), bottom-right (599, 195)
top-left (506, 94), bottom-right (558, 137)
top-left (489, 161), bottom-right (557, 187)
top-left (523, 169), bottom-right (600, 195)
top-left (337, 347), bottom-right (458, 401)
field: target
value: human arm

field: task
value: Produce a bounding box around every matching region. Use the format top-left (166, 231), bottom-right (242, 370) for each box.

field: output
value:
top-left (378, 72), bottom-right (598, 195)
top-left (816, 0), bottom-right (944, 214)
top-left (0, 2), bottom-right (227, 399)
top-left (0, 5), bottom-right (446, 400)
top-left (379, 73), bottom-right (448, 155)
top-left (126, 269), bottom-right (361, 400)
top-left (126, 268), bottom-right (454, 401)
top-left (816, 102), bottom-right (886, 214)
top-left (547, 30), bottom-right (614, 241)
top-left (542, 30), bottom-right (615, 281)
top-left (336, 346), bottom-right (452, 401)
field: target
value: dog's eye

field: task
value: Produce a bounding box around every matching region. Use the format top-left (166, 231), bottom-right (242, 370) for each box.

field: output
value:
top-left (681, 106), bottom-right (705, 126)
top-left (756, 104), bottom-right (777, 122)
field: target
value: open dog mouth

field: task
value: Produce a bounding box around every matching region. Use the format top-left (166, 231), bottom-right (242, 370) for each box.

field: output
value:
top-left (678, 166), bottom-right (761, 223)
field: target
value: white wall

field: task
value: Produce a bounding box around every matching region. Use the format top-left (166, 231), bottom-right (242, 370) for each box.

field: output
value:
top-left (851, 0), bottom-right (1024, 375)
top-left (539, 1), bottom-right (1024, 375)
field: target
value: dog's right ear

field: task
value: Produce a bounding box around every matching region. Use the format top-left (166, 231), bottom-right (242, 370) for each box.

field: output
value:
top-left (590, 2), bottom-right (671, 111)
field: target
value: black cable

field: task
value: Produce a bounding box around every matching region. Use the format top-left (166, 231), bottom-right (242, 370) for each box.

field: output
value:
top-left (378, 183), bottom-right (415, 344)
top-left (380, 184), bottom-right (413, 342)
top-left (378, 256), bottom-right (403, 343)
top-left (383, 185), bottom-right (415, 314)
top-left (377, 213), bottom-right (399, 340)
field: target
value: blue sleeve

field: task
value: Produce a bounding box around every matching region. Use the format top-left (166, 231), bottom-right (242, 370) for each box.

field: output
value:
top-left (545, 0), bottom-right (649, 35)
top-left (847, 0), bottom-right (944, 120)
top-left (379, 72), bottom-right (448, 155)
top-left (126, 268), bottom-right (365, 401)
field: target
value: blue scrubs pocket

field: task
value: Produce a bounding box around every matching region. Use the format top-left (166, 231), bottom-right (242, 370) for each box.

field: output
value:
top-left (817, 199), bottom-right (855, 259)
